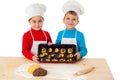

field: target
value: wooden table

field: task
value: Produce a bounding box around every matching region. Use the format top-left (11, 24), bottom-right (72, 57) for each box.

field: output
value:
top-left (0, 57), bottom-right (114, 80)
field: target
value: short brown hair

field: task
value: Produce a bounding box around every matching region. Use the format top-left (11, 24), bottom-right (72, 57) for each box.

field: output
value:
top-left (64, 11), bottom-right (79, 21)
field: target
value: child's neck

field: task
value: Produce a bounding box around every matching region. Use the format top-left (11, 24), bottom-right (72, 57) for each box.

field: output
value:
top-left (66, 28), bottom-right (75, 30)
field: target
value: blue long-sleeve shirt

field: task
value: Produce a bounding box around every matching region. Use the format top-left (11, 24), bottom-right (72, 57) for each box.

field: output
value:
top-left (55, 28), bottom-right (87, 58)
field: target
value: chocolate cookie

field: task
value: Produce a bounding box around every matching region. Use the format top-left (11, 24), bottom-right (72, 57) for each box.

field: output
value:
top-left (33, 68), bottom-right (47, 76)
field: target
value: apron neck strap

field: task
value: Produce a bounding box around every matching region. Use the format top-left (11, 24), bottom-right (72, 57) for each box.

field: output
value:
top-left (30, 30), bottom-right (34, 41)
top-left (62, 29), bottom-right (77, 38)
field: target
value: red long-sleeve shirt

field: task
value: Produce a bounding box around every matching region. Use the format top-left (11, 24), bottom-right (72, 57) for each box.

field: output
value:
top-left (22, 28), bottom-right (52, 60)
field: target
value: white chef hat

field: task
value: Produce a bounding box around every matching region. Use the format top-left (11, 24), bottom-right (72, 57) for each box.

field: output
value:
top-left (62, 0), bottom-right (84, 16)
top-left (26, 3), bottom-right (46, 20)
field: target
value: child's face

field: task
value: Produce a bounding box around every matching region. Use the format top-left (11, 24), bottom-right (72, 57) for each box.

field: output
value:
top-left (63, 13), bottom-right (79, 30)
top-left (29, 16), bottom-right (44, 30)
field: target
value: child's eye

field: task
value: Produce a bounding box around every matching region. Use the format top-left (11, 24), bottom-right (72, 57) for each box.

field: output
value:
top-left (38, 20), bottom-right (42, 22)
top-left (72, 19), bottom-right (76, 21)
top-left (66, 18), bottom-right (70, 20)
top-left (33, 20), bottom-right (36, 23)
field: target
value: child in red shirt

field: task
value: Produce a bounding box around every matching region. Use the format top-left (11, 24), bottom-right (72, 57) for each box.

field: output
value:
top-left (22, 3), bottom-right (52, 63)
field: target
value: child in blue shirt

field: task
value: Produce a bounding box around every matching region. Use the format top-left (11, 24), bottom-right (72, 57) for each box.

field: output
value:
top-left (55, 0), bottom-right (87, 60)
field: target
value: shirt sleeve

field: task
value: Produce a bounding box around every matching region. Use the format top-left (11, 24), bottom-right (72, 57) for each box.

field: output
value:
top-left (55, 31), bottom-right (62, 44)
top-left (45, 31), bottom-right (52, 43)
top-left (77, 32), bottom-right (88, 58)
top-left (22, 33), bottom-right (34, 60)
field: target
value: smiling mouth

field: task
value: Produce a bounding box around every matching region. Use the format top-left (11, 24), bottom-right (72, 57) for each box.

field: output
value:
top-left (68, 24), bottom-right (73, 26)
top-left (35, 26), bottom-right (41, 28)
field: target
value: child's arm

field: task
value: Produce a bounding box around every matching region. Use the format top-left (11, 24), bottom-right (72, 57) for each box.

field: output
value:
top-left (45, 31), bottom-right (52, 43)
top-left (22, 33), bottom-right (34, 60)
top-left (55, 31), bottom-right (62, 44)
top-left (77, 32), bottom-right (87, 58)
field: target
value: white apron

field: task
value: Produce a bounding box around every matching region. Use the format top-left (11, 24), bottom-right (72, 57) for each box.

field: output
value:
top-left (61, 30), bottom-right (77, 45)
top-left (30, 30), bottom-right (47, 54)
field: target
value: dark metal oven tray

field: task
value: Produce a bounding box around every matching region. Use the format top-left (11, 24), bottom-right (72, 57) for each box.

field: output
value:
top-left (38, 44), bottom-right (77, 63)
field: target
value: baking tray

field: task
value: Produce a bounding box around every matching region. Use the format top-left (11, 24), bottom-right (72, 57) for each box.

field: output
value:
top-left (38, 44), bottom-right (77, 63)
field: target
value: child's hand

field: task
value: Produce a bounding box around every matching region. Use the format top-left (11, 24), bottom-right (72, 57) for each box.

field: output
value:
top-left (32, 55), bottom-right (40, 63)
top-left (74, 52), bottom-right (81, 60)
top-left (48, 42), bottom-right (52, 46)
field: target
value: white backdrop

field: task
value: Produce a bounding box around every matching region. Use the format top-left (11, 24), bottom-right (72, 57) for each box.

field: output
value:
top-left (0, 0), bottom-right (120, 80)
